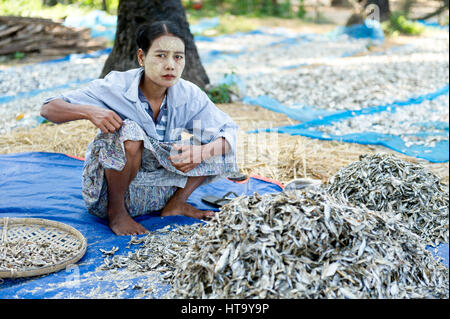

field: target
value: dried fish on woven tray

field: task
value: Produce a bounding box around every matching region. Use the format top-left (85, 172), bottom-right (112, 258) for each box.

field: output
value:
top-left (326, 154), bottom-right (449, 246)
top-left (168, 189), bottom-right (448, 299)
top-left (0, 241), bottom-right (75, 270)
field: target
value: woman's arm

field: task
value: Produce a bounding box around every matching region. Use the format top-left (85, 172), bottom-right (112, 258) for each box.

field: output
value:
top-left (41, 98), bottom-right (123, 134)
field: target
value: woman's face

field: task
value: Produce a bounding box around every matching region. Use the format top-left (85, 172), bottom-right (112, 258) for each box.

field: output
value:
top-left (138, 35), bottom-right (185, 88)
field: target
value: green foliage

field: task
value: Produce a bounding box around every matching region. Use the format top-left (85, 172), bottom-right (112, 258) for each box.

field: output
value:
top-left (0, 0), bottom-right (118, 17)
top-left (195, 14), bottom-right (258, 36)
top-left (443, 16), bottom-right (449, 26)
top-left (75, 0), bottom-right (119, 14)
top-left (13, 52), bottom-right (25, 59)
top-left (186, 0), bottom-right (305, 20)
top-left (243, 0), bottom-right (295, 18)
top-left (206, 83), bottom-right (233, 103)
top-left (297, 0), bottom-right (306, 19)
top-left (205, 70), bottom-right (242, 104)
top-left (382, 12), bottom-right (426, 36)
top-left (278, 0), bottom-right (294, 18)
top-left (0, 0), bottom-right (43, 16)
top-left (0, 51), bottom-right (26, 64)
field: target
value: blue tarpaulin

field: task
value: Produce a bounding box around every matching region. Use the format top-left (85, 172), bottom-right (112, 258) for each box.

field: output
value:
top-left (63, 10), bottom-right (117, 41)
top-left (417, 20), bottom-right (449, 31)
top-left (328, 19), bottom-right (385, 44)
top-left (242, 95), bottom-right (335, 123)
top-left (246, 85), bottom-right (450, 163)
top-left (0, 152), bottom-right (447, 298)
top-left (0, 152), bottom-right (282, 298)
top-left (190, 17), bottom-right (220, 34)
top-left (0, 78), bottom-right (94, 105)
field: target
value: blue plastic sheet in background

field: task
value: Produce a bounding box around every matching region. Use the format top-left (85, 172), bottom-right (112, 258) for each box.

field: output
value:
top-left (417, 20), bottom-right (449, 31)
top-left (247, 84), bottom-right (449, 163)
top-left (242, 95), bottom-right (335, 123)
top-left (63, 10), bottom-right (117, 41)
top-left (328, 19), bottom-right (385, 44)
top-left (0, 152), bottom-right (446, 299)
top-left (263, 127), bottom-right (448, 163)
top-left (217, 72), bottom-right (247, 97)
top-left (190, 17), bottom-right (220, 34)
top-left (278, 84), bottom-right (449, 130)
top-left (0, 152), bottom-right (282, 299)
top-left (0, 22), bottom-right (374, 102)
top-left (0, 78), bottom-right (94, 105)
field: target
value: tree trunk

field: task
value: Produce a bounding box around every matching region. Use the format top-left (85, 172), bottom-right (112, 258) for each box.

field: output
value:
top-left (42, 0), bottom-right (58, 6)
top-left (102, 0), bottom-right (108, 12)
top-left (271, 0), bottom-right (280, 16)
top-left (414, 0), bottom-right (449, 21)
top-left (364, 0), bottom-right (390, 21)
top-left (401, 0), bottom-right (416, 18)
top-left (100, 0), bottom-right (209, 89)
top-left (346, 0), bottom-right (390, 25)
top-left (331, 0), bottom-right (352, 7)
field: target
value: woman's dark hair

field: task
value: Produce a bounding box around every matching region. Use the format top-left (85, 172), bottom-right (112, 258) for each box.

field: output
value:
top-left (136, 20), bottom-right (186, 55)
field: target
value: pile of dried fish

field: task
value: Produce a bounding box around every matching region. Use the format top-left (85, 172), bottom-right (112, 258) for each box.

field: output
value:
top-left (168, 189), bottom-right (448, 299)
top-left (0, 240), bottom-right (74, 271)
top-left (99, 223), bottom-right (202, 282)
top-left (326, 154), bottom-right (449, 246)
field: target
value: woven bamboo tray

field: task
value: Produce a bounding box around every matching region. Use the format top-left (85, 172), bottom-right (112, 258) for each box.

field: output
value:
top-left (0, 217), bottom-right (87, 279)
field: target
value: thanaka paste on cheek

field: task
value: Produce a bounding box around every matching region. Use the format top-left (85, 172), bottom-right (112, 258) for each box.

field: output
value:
top-left (142, 35), bottom-right (185, 88)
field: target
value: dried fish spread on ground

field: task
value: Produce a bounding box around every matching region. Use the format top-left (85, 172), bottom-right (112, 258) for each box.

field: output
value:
top-left (326, 154), bottom-right (449, 246)
top-left (99, 224), bottom-right (202, 281)
top-left (167, 189), bottom-right (448, 299)
top-left (315, 94), bottom-right (449, 148)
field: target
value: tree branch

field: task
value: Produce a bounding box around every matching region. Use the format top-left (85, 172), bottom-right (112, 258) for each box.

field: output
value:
top-left (414, 0), bottom-right (449, 21)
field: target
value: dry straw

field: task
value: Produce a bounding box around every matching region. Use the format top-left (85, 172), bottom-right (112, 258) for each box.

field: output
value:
top-left (0, 103), bottom-right (448, 185)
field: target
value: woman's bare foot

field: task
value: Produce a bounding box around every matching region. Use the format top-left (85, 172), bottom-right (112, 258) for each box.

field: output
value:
top-left (161, 197), bottom-right (214, 220)
top-left (108, 206), bottom-right (148, 236)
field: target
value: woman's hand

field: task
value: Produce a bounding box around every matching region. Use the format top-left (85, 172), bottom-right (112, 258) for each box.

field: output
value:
top-left (168, 138), bottom-right (230, 173)
top-left (40, 99), bottom-right (122, 134)
top-left (87, 107), bottom-right (123, 134)
top-left (169, 144), bottom-right (203, 173)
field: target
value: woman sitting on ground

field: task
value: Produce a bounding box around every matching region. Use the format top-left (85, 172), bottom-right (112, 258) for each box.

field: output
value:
top-left (40, 20), bottom-right (239, 236)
